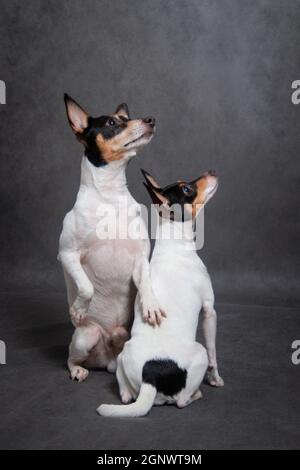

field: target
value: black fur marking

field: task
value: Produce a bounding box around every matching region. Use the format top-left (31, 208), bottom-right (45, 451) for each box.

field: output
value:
top-left (161, 182), bottom-right (196, 206)
top-left (142, 359), bottom-right (187, 396)
top-left (141, 169), bottom-right (199, 207)
top-left (82, 116), bottom-right (127, 167)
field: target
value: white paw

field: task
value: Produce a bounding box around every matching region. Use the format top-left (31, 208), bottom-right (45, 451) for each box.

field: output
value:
top-left (206, 367), bottom-right (224, 387)
top-left (142, 297), bottom-right (167, 326)
top-left (176, 396), bottom-right (190, 408)
top-left (70, 366), bottom-right (89, 382)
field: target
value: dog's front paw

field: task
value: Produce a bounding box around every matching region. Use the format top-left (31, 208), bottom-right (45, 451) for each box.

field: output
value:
top-left (142, 297), bottom-right (167, 326)
top-left (70, 296), bottom-right (90, 325)
top-left (206, 366), bottom-right (224, 387)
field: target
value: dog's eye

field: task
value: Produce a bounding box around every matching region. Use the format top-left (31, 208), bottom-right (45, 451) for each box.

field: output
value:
top-left (107, 118), bottom-right (116, 127)
top-left (182, 185), bottom-right (193, 195)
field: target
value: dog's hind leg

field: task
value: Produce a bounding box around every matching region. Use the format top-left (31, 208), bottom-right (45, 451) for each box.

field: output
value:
top-left (106, 326), bottom-right (130, 374)
top-left (116, 355), bottom-right (134, 404)
top-left (201, 301), bottom-right (224, 387)
top-left (68, 323), bottom-right (102, 382)
top-left (176, 344), bottom-right (208, 408)
top-left (110, 326), bottom-right (129, 355)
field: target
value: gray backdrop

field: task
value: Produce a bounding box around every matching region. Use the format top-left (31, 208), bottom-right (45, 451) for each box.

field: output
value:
top-left (1, 0), bottom-right (300, 451)
top-left (1, 0), bottom-right (300, 306)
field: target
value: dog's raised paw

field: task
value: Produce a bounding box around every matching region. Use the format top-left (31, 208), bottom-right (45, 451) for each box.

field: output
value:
top-left (70, 299), bottom-right (88, 325)
top-left (142, 300), bottom-right (167, 327)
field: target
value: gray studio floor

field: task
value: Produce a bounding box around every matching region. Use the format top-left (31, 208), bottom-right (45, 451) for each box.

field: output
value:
top-left (0, 290), bottom-right (299, 450)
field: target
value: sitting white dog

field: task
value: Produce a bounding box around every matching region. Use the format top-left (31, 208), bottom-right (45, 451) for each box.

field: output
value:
top-left (59, 96), bottom-right (165, 381)
top-left (98, 169), bottom-right (224, 417)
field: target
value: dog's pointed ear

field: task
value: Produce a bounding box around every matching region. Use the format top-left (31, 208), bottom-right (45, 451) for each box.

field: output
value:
top-left (141, 169), bottom-right (160, 189)
top-left (115, 103), bottom-right (130, 120)
top-left (141, 169), bottom-right (169, 205)
top-left (64, 94), bottom-right (88, 135)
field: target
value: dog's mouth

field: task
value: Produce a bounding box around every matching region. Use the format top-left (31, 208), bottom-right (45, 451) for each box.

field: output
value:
top-left (207, 180), bottom-right (218, 195)
top-left (204, 180), bottom-right (218, 202)
top-left (124, 131), bottom-right (154, 147)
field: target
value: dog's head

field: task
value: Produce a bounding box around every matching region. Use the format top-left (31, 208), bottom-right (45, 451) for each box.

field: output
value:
top-left (64, 94), bottom-right (155, 167)
top-left (142, 169), bottom-right (218, 220)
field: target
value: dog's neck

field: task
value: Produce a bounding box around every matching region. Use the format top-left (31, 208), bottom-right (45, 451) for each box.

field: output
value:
top-left (80, 153), bottom-right (135, 195)
top-left (154, 216), bottom-right (197, 251)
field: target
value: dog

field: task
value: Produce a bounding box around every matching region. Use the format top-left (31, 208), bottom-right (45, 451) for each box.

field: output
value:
top-left (98, 169), bottom-right (224, 417)
top-left (58, 96), bottom-right (166, 381)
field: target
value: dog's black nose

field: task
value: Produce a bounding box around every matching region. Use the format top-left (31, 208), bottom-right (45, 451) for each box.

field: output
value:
top-left (143, 116), bottom-right (155, 127)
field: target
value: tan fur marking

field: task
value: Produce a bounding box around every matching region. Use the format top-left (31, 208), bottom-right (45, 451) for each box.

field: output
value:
top-left (96, 119), bottom-right (149, 162)
top-left (95, 134), bottom-right (126, 162)
top-left (185, 178), bottom-right (208, 218)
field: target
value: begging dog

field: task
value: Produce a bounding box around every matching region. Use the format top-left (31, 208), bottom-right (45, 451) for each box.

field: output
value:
top-left (98, 169), bottom-right (224, 417)
top-left (58, 96), bottom-right (165, 381)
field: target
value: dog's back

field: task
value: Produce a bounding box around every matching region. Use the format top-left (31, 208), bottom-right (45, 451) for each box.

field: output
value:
top-left (98, 169), bottom-right (220, 417)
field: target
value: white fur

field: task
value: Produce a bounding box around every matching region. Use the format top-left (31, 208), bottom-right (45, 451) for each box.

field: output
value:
top-left (59, 154), bottom-right (163, 379)
top-left (98, 215), bottom-right (224, 418)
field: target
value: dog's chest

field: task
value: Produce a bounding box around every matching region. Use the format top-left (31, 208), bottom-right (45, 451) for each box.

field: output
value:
top-left (82, 237), bottom-right (141, 286)
top-left (73, 193), bottom-right (147, 290)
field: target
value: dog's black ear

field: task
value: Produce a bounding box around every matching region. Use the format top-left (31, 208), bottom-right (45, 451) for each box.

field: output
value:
top-left (64, 94), bottom-right (88, 135)
top-left (141, 169), bottom-right (169, 205)
top-left (115, 103), bottom-right (130, 120)
top-left (141, 169), bottom-right (160, 189)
